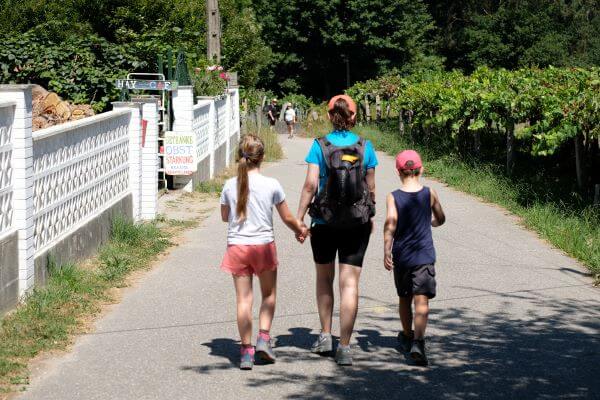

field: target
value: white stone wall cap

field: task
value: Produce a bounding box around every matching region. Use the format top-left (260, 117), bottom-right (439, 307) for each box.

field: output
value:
top-left (130, 97), bottom-right (161, 104)
top-left (0, 100), bottom-right (17, 108)
top-left (0, 84), bottom-right (33, 91)
top-left (33, 109), bottom-right (131, 141)
top-left (194, 101), bottom-right (212, 109)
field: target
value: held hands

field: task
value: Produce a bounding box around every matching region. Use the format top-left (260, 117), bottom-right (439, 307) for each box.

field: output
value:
top-left (384, 251), bottom-right (394, 271)
top-left (295, 220), bottom-right (309, 244)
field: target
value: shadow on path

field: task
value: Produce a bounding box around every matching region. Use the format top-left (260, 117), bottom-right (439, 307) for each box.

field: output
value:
top-left (239, 296), bottom-right (600, 399)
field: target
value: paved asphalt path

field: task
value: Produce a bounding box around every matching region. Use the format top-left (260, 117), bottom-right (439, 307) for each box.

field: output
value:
top-left (19, 136), bottom-right (600, 400)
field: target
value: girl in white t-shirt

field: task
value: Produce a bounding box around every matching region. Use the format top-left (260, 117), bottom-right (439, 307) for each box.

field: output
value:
top-left (284, 103), bottom-right (297, 138)
top-left (220, 134), bottom-right (307, 370)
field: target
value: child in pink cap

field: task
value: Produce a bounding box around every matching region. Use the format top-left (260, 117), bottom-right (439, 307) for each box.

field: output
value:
top-left (383, 149), bottom-right (446, 366)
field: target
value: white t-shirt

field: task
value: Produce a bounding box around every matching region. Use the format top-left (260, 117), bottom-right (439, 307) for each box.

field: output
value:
top-left (284, 108), bottom-right (296, 122)
top-left (220, 173), bottom-right (286, 245)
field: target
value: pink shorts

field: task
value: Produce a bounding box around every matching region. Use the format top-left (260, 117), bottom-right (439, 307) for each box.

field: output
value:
top-left (221, 242), bottom-right (278, 276)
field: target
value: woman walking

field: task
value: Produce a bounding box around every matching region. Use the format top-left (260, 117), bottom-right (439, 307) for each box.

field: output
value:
top-left (296, 95), bottom-right (378, 365)
top-left (284, 103), bottom-right (297, 138)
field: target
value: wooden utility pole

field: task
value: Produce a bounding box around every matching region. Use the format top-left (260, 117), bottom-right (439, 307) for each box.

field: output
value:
top-left (206, 0), bottom-right (221, 63)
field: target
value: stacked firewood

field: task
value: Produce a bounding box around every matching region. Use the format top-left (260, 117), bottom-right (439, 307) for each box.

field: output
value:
top-left (31, 85), bottom-right (95, 131)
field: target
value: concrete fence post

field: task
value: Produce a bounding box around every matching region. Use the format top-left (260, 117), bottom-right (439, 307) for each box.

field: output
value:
top-left (113, 102), bottom-right (143, 221)
top-left (135, 99), bottom-right (159, 220)
top-left (224, 93), bottom-right (232, 168)
top-left (171, 86), bottom-right (194, 192)
top-left (207, 99), bottom-right (216, 179)
top-left (0, 85), bottom-right (35, 296)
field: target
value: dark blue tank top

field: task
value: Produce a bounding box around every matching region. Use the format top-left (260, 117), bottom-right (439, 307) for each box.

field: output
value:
top-left (392, 187), bottom-right (436, 269)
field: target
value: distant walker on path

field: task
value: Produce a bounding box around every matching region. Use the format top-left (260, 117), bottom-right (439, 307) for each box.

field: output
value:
top-left (284, 103), bottom-right (297, 138)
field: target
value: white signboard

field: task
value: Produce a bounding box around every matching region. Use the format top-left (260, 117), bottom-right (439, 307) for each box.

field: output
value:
top-left (164, 132), bottom-right (197, 175)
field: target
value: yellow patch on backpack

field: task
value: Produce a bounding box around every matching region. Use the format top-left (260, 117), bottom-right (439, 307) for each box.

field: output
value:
top-left (341, 154), bottom-right (359, 163)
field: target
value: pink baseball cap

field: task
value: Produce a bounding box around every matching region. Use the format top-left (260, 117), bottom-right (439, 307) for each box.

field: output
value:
top-left (395, 150), bottom-right (422, 171)
top-left (327, 94), bottom-right (357, 116)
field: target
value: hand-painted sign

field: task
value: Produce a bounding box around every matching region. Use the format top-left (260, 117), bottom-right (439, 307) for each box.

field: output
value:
top-left (115, 79), bottom-right (179, 91)
top-left (164, 131), bottom-right (197, 175)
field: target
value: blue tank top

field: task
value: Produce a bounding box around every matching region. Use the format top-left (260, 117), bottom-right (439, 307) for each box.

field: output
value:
top-left (391, 187), bottom-right (436, 269)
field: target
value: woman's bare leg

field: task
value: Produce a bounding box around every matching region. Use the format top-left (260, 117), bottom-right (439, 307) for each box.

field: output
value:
top-left (338, 263), bottom-right (362, 346)
top-left (316, 262), bottom-right (335, 333)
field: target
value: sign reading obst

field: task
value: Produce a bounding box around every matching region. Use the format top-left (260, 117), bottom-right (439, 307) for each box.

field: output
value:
top-left (164, 132), bottom-right (197, 175)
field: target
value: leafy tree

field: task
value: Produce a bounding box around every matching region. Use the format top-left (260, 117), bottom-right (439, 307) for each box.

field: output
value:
top-left (220, 0), bottom-right (272, 88)
top-left (424, 0), bottom-right (600, 71)
top-left (252, 0), bottom-right (436, 99)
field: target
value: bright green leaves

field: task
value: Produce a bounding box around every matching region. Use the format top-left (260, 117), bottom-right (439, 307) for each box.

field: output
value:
top-left (347, 66), bottom-right (600, 157)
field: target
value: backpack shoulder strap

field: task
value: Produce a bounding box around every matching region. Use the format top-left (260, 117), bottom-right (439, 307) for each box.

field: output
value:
top-left (353, 137), bottom-right (367, 160)
top-left (316, 137), bottom-right (333, 169)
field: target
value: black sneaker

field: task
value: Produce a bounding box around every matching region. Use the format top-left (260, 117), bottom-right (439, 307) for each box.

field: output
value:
top-left (410, 339), bottom-right (428, 366)
top-left (397, 330), bottom-right (414, 353)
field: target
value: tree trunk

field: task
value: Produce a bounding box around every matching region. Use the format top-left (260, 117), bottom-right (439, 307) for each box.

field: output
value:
top-left (506, 120), bottom-right (515, 176)
top-left (399, 110), bottom-right (405, 136)
top-left (575, 133), bottom-right (584, 190)
top-left (474, 130), bottom-right (481, 158)
top-left (256, 106), bottom-right (262, 132)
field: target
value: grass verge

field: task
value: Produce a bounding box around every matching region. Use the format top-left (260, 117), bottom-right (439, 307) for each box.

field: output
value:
top-left (243, 118), bottom-right (283, 162)
top-left (354, 124), bottom-right (600, 282)
top-left (0, 216), bottom-right (179, 395)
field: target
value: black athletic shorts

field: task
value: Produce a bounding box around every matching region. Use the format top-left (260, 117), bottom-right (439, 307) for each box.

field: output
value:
top-left (393, 264), bottom-right (437, 299)
top-left (310, 222), bottom-right (371, 267)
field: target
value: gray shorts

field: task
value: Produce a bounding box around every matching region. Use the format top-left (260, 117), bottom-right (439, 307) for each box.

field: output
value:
top-left (393, 264), bottom-right (436, 299)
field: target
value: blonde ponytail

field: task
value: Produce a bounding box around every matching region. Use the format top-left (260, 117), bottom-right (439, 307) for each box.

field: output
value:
top-left (236, 156), bottom-right (250, 220)
top-left (235, 134), bottom-right (265, 221)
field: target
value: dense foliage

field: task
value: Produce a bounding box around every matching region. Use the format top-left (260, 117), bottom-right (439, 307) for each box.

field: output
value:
top-left (249, 0), bottom-right (599, 98)
top-left (347, 67), bottom-right (600, 193)
top-left (0, 0), bottom-right (270, 109)
top-left (1, 0), bottom-right (599, 104)
top-left (251, 0), bottom-right (439, 98)
top-left (424, 0), bottom-right (600, 71)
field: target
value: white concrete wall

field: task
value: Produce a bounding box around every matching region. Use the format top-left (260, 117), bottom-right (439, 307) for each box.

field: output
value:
top-left (0, 100), bottom-right (15, 240)
top-left (140, 101), bottom-right (159, 221)
top-left (0, 86), bottom-right (35, 296)
top-left (0, 85), bottom-right (158, 302)
top-left (32, 110), bottom-right (133, 254)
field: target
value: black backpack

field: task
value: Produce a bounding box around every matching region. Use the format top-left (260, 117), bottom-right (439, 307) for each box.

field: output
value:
top-left (309, 137), bottom-right (375, 227)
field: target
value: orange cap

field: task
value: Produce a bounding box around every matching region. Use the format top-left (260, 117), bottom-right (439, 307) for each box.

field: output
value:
top-left (327, 94), bottom-right (357, 116)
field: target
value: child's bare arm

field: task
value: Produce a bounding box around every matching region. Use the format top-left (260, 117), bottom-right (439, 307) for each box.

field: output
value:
top-left (276, 200), bottom-right (306, 237)
top-left (383, 193), bottom-right (397, 271)
top-left (221, 205), bottom-right (230, 222)
top-left (430, 188), bottom-right (446, 227)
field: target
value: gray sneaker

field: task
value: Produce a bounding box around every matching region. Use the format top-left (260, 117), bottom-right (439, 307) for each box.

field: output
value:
top-left (410, 339), bottom-right (428, 366)
top-left (256, 336), bottom-right (276, 363)
top-left (397, 330), bottom-right (414, 353)
top-left (335, 346), bottom-right (353, 366)
top-left (311, 333), bottom-right (333, 354)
